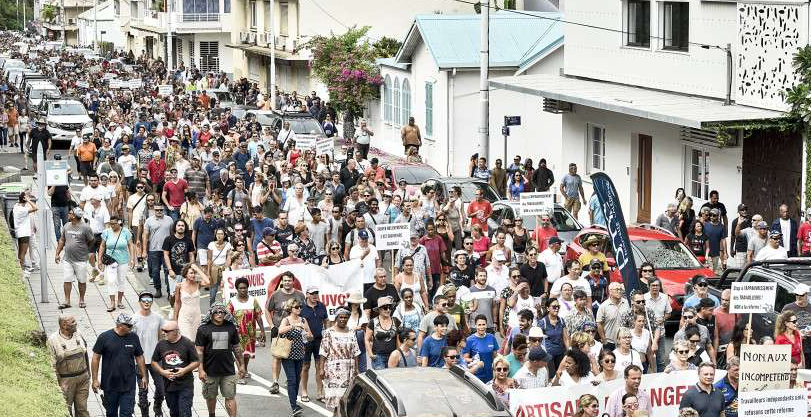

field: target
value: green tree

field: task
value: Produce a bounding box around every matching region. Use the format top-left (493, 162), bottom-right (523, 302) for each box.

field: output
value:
top-left (306, 26), bottom-right (383, 139)
top-left (40, 4), bottom-right (58, 23)
top-left (372, 36), bottom-right (401, 58)
top-left (784, 44), bottom-right (811, 207)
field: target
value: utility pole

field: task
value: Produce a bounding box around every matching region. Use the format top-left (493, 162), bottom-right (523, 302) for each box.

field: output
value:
top-left (478, 0), bottom-right (490, 163)
top-left (61, 0), bottom-right (65, 42)
top-left (269, 0), bottom-right (276, 100)
top-left (94, 0), bottom-right (98, 51)
top-left (167, 0), bottom-right (173, 68)
top-left (36, 142), bottom-right (49, 303)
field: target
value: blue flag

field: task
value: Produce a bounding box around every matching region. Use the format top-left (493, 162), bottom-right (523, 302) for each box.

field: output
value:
top-left (590, 172), bottom-right (639, 296)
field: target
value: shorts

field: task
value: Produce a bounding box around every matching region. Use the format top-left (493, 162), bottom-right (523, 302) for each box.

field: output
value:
top-left (304, 337), bottom-right (322, 363)
top-left (79, 161), bottom-right (94, 176)
top-left (202, 374), bottom-right (237, 400)
top-left (90, 234), bottom-right (102, 252)
top-left (564, 196), bottom-right (581, 214)
top-left (9, 126), bottom-right (18, 136)
top-left (17, 236), bottom-right (30, 244)
top-left (62, 260), bottom-right (88, 283)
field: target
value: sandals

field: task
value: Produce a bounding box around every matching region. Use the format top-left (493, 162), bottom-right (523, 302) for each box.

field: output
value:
top-left (58, 303), bottom-right (71, 310)
top-left (300, 395), bottom-right (310, 402)
top-left (106, 306), bottom-right (116, 312)
top-left (79, 302), bottom-right (87, 308)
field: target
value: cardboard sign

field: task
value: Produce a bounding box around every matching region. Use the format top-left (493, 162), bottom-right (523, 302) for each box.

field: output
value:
top-left (222, 261), bottom-right (364, 323)
top-left (76, 80), bottom-right (89, 89)
top-left (295, 135), bottom-right (316, 151)
top-left (731, 282), bottom-right (777, 314)
top-left (739, 389), bottom-right (807, 417)
top-left (103, 73), bottom-right (117, 80)
top-left (740, 344), bottom-right (792, 392)
top-left (375, 223), bottom-right (411, 250)
top-left (44, 160), bottom-right (69, 186)
top-left (128, 79), bottom-right (142, 89)
top-left (157, 84), bottom-right (173, 96)
top-left (519, 192), bottom-right (556, 216)
top-left (315, 137), bottom-right (333, 156)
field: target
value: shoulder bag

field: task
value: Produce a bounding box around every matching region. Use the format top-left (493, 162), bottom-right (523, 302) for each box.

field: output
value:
top-left (101, 231), bottom-right (123, 266)
top-left (270, 320), bottom-right (293, 359)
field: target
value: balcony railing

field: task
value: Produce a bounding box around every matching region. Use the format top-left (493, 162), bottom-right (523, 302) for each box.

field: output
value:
top-left (178, 12), bottom-right (220, 22)
top-left (171, 12), bottom-right (228, 32)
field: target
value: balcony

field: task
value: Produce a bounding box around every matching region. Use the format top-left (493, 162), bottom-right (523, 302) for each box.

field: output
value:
top-left (130, 9), bottom-right (167, 33)
top-left (171, 12), bottom-right (228, 32)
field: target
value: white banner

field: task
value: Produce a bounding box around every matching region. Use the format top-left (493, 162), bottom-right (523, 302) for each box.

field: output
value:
top-left (109, 79), bottom-right (124, 89)
top-left (509, 370), bottom-right (727, 417)
top-left (129, 79), bottom-right (143, 89)
top-left (222, 261), bottom-right (364, 323)
top-left (295, 135), bottom-right (317, 151)
top-left (316, 137), bottom-right (333, 156)
top-left (731, 282), bottom-right (777, 314)
top-left (375, 223), bottom-right (411, 250)
top-left (48, 56), bottom-right (60, 63)
top-left (519, 192), bottom-right (556, 216)
top-left (76, 81), bottom-right (89, 89)
top-left (103, 72), bottom-right (117, 80)
top-left (157, 85), bottom-right (173, 96)
top-left (740, 344), bottom-right (792, 392)
top-left (739, 389), bottom-right (808, 417)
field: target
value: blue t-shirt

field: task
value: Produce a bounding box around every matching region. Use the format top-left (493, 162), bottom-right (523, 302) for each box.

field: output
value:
top-left (506, 353), bottom-right (523, 377)
top-left (101, 227), bottom-right (133, 264)
top-left (92, 328), bottom-right (144, 392)
top-left (463, 333), bottom-right (499, 382)
top-left (539, 316), bottom-right (567, 356)
top-left (419, 336), bottom-right (447, 368)
top-left (588, 194), bottom-right (606, 226)
top-left (193, 217), bottom-right (223, 249)
top-left (250, 218), bottom-right (275, 249)
top-left (703, 221), bottom-right (727, 257)
top-left (684, 293), bottom-right (720, 309)
top-left (714, 375), bottom-right (738, 417)
top-left (301, 302), bottom-right (329, 339)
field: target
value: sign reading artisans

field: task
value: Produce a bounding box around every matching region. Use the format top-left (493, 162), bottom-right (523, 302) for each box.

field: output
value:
top-left (731, 282), bottom-right (777, 313)
top-left (519, 192), bottom-right (556, 216)
top-left (739, 389), bottom-right (808, 417)
top-left (740, 344), bottom-right (791, 392)
top-left (375, 223), bottom-right (411, 250)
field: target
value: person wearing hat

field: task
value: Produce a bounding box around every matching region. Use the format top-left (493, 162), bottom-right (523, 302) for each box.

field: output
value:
top-left (694, 297), bottom-right (721, 363)
top-left (755, 229), bottom-right (789, 261)
top-left (745, 220), bottom-right (769, 264)
top-left (683, 276), bottom-right (720, 309)
top-left (485, 250), bottom-right (510, 294)
top-left (704, 207), bottom-right (728, 275)
top-left (255, 226), bottom-right (281, 266)
top-left (132, 292), bottom-right (167, 416)
top-left (29, 117), bottom-right (52, 173)
top-left (55, 206), bottom-right (95, 309)
top-left (299, 285), bottom-right (328, 401)
top-left (91, 313), bottom-right (149, 417)
top-left (540, 236), bottom-right (565, 284)
top-left (577, 235), bottom-right (609, 273)
top-left (513, 346), bottom-right (551, 388)
top-left (117, 142), bottom-right (138, 187)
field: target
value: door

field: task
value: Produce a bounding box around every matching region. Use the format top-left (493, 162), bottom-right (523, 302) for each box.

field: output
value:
top-left (636, 134), bottom-right (652, 223)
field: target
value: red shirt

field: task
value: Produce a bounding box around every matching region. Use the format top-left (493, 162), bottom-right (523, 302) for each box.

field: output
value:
top-left (419, 234), bottom-right (447, 275)
top-left (198, 131), bottom-right (213, 146)
top-left (163, 179), bottom-right (188, 209)
top-left (532, 225), bottom-right (559, 252)
top-left (776, 330), bottom-right (803, 364)
top-left (467, 200), bottom-right (493, 232)
top-left (147, 159), bottom-right (166, 185)
top-left (256, 240), bottom-right (280, 266)
top-left (798, 222), bottom-right (811, 255)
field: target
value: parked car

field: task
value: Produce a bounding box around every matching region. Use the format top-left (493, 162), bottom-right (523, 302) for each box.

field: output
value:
top-left (487, 200), bottom-right (583, 252)
top-left (245, 109), bottom-right (282, 130)
top-left (380, 162), bottom-right (441, 195)
top-left (37, 97), bottom-right (94, 142)
top-left (565, 224), bottom-right (715, 322)
top-left (334, 366), bottom-right (509, 417)
top-left (25, 81), bottom-right (60, 109)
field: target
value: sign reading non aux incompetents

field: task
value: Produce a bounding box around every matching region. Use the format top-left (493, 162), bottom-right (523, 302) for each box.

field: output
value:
top-left (316, 138), bottom-right (333, 156)
top-left (731, 282), bottom-right (777, 314)
top-left (739, 344), bottom-right (791, 392)
top-left (519, 192), bottom-right (556, 216)
top-left (375, 223), bottom-right (411, 250)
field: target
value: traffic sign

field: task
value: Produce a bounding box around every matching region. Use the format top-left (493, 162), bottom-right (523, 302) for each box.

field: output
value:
top-left (44, 160), bottom-right (69, 186)
top-left (504, 116), bottom-right (521, 126)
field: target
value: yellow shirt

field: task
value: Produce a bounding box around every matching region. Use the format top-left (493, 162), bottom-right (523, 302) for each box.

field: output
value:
top-left (578, 251), bottom-right (609, 272)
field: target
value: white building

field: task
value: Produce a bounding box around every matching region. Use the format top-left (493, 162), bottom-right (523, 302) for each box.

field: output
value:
top-left (492, 0), bottom-right (802, 224)
top-left (77, 1), bottom-right (125, 50)
top-left (368, 11), bottom-right (564, 176)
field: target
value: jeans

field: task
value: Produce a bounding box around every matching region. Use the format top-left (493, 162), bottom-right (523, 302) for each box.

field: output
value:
top-left (428, 273), bottom-right (441, 303)
top-left (102, 389), bottom-right (135, 417)
top-left (281, 359), bottom-right (303, 412)
top-left (164, 385), bottom-right (194, 417)
top-left (0, 127), bottom-right (7, 147)
top-left (137, 365), bottom-right (164, 411)
top-left (358, 351), bottom-right (368, 373)
top-left (654, 334), bottom-right (667, 373)
top-left (53, 206), bottom-right (70, 241)
top-left (147, 251), bottom-right (169, 291)
top-left (371, 352), bottom-right (390, 370)
top-left (167, 209), bottom-right (180, 223)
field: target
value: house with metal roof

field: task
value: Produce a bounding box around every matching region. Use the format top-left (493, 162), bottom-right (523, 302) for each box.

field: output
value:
top-left (366, 11), bottom-right (565, 176)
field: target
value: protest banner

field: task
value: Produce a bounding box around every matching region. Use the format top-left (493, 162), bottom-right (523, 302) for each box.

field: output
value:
top-left (792, 369), bottom-right (811, 411)
top-left (129, 79), bottom-right (143, 89)
top-left (103, 73), bottom-right (117, 80)
top-left (75, 81), bottom-right (89, 89)
top-left (295, 135), bottom-right (317, 151)
top-left (375, 223), bottom-right (410, 250)
top-left (88, 65), bottom-right (102, 73)
top-left (509, 370), bottom-right (726, 417)
top-left (316, 137), bottom-right (334, 156)
top-left (157, 84), bottom-right (173, 96)
top-left (519, 192), bottom-right (556, 216)
top-left (731, 282), bottom-right (777, 314)
top-left (739, 388), bottom-right (807, 417)
top-left (222, 260), bottom-right (363, 323)
top-left (740, 344), bottom-right (791, 392)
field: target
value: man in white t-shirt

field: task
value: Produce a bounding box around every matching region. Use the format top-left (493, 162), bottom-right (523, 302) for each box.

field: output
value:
top-left (79, 173), bottom-right (106, 210)
top-left (349, 230), bottom-right (380, 290)
top-left (68, 129), bottom-right (83, 181)
top-left (117, 145), bottom-right (137, 186)
top-left (486, 250), bottom-right (510, 294)
top-left (550, 259), bottom-right (592, 299)
top-left (12, 191), bottom-right (38, 273)
top-left (539, 237), bottom-right (564, 284)
top-left (755, 230), bottom-right (789, 261)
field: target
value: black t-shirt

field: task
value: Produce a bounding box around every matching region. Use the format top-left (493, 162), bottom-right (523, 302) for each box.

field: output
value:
top-left (162, 233), bottom-right (195, 274)
top-left (686, 233), bottom-right (708, 257)
top-left (701, 201), bottom-right (728, 220)
top-left (448, 265), bottom-right (475, 289)
top-left (364, 284), bottom-right (401, 319)
top-left (92, 329), bottom-right (144, 392)
top-left (520, 262), bottom-right (548, 297)
top-left (731, 217), bottom-right (751, 253)
top-left (152, 336), bottom-right (199, 392)
top-left (51, 186), bottom-right (71, 207)
top-left (275, 224), bottom-right (295, 255)
top-left (195, 321), bottom-right (240, 377)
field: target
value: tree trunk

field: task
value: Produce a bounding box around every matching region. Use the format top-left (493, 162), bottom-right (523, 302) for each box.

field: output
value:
top-left (342, 110), bottom-right (356, 141)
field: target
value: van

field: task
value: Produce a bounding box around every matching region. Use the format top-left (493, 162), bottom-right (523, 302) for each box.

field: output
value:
top-left (18, 73), bottom-right (48, 91)
top-left (26, 82), bottom-right (60, 109)
top-left (2, 59), bottom-right (25, 71)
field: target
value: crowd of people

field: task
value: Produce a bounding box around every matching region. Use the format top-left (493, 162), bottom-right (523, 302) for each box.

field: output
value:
top-left (2, 33), bottom-right (807, 417)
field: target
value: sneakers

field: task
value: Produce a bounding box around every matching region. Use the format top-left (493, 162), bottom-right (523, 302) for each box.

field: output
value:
top-left (269, 381), bottom-right (280, 394)
top-left (154, 289), bottom-right (163, 299)
top-left (290, 408), bottom-right (303, 417)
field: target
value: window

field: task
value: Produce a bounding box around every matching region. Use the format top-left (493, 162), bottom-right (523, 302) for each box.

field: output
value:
top-left (586, 123), bottom-right (605, 173)
top-left (173, 40), bottom-right (182, 68)
top-left (393, 77), bottom-right (401, 125)
top-left (223, 0), bottom-right (230, 13)
top-left (249, 0), bottom-right (257, 28)
top-left (199, 41), bottom-right (219, 73)
top-left (401, 79), bottom-right (411, 124)
top-left (279, 2), bottom-right (288, 35)
top-left (189, 40), bottom-right (195, 68)
top-left (625, 0), bottom-right (650, 47)
top-left (425, 82), bottom-right (433, 137)
top-left (383, 75), bottom-right (391, 123)
top-left (661, 1), bottom-right (689, 51)
top-left (684, 145), bottom-right (709, 200)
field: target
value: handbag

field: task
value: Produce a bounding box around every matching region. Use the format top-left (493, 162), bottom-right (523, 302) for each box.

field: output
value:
top-left (270, 333), bottom-right (292, 359)
top-left (101, 231), bottom-right (123, 266)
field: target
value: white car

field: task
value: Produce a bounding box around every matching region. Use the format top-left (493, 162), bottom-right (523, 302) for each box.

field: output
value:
top-left (26, 81), bottom-right (60, 109)
top-left (38, 99), bottom-right (94, 142)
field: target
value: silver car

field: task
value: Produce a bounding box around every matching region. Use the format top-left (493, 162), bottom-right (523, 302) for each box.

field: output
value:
top-left (487, 200), bottom-right (582, 252)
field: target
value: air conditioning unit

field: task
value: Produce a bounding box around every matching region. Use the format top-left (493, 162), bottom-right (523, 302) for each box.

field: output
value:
top-left (248, 32), bottom-right (256, 44)
top-left (275, 36), bottom-right (285, 50)
top-left (257, 33), bottom-right (267, 46)
top-left (292, 39), bottom-right (299, 51)
top-left (68, 18), bottom-right (76, 25)
top-left (239, 31), bottom-right (249, 44)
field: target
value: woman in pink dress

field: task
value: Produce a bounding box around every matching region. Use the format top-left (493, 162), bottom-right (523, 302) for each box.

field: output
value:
top-left (226, 276), bottom-right (266, 384)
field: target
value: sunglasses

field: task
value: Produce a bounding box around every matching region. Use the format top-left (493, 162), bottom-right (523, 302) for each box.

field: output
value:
top-left (464, 242), bottom-right (473, 245)
top-left (140, 298), bottom-right (153, 303)
top-left (634, 300), bottom-right (645, 304)
top-left (529, 337), bottom-right (543, 342)
top-left (603, 358), bottom-right (615, 363)
top-left (292, 305), bottom-right (302, 310)
top-left (495, 367), bottom-right (509, 372)
top-left (446, 354), bottom-right (459, 359)
top-left (549, 305), bottom-right (560, 310)
top-left (677, 350), bottom-right (689, 354)
top-left (642, 269), bottom-right (654, 273)
top-left (438, 303), bottom-right (448, 308)
top-left (697, 283), bottom-right (708, 287)
top-left (683, 315), bottom-right (694, 319)
top-left (378, 306), bottom-right (392, 311)
top-left (789, 319), bottom-right (797, 323)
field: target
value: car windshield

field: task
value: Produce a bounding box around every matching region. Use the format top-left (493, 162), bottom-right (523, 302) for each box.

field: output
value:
top-left (517, 207), bottom-right (581, 232)
top-left (252, 113), bottom-right (278, 126)
top-left (631, 239), bottom-right (702, 269)
top-left (49, 102), bottom-right (87, 116)
top-left (30, 88), bottom-right (59, 99)
top-left (452, 182), bottom-right (499, 202)
top-left (288, 118), bottom-right (324, 135)
top-left (211, 91), bottom-right (232, 102)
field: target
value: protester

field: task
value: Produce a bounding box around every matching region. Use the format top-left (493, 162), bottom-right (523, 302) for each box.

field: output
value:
top-left (321, 307), bottom-right (361, 410)
top-left (265, 272), bottom-right (305, 394)
top-left (604, 365), bottom-right (651, 417)
top-left (419, 314), bottom-right (449, 367)
top-left (151, 320), bottom-right (200, 417)
top-left (776, 310), bottom-right (806, 368)
top-left (596, 349), bottom-right (620, 382)
top-left (47, 315), bottom-right (90, 417)
top-left (679, 363), bottom-right (725, 417)
top-left (174, 264), bottom-right (209, 343)
top-left (714, 356), bottom-right (739, 417)
top-left (225, 277), bottom-right (266, 384)
top-left (196, 303), bottom-right (245, 417)
top-left (513, 346), bottom-right (551, 388)
top-left (98, 215), bottom-right (136, 312)
top-left (463, 315), bottom-right (499, 382)
top-left (132, 292), bottom-right (166, 417)
top-left (574, 394), bottom-right (601, 417)
top-left (54, 207), bottom-right (95, 309)
top-left (487, 356), bottom-right (518, 409)
top-left (387, 328), bottom-right (419, 368)
top-left (277, 298), bottom-right (312, 416)
top-left (91, 313), bottom-right (149, 417)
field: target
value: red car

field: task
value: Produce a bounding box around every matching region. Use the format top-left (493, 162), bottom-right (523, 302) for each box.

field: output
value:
top-left (565, 225), bottom-right (714, 323)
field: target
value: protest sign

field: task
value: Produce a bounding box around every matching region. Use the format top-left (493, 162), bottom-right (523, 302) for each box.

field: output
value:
top-left (519, 192), bottom-right (556, 216)
top-left (48, 56), bottom-right (60, 64)
top-left (316, 137), bottom-right (333, 156)
top-left (28, 52), bottom-right (37, 59)
top-left (109, 79), bottom-right (124, 89)
top-left (103, 73), bottom-right (117, 80)
top-left (157, 85), bottom-right (173, 96)
top-left (731, 282), bottom-right (777, 314)
top-left (740, 344), bottom-right (791, 392)
top-left (88, 65), bottom-right (102, 73)
top-left (295, 135), bottom-right (317, 151)
top-left (222, 260), bottom-right (363, 323)
top-left (375, 223), bottom-right (410, 250)
top-left (739, 389), bottom-right (807, 417)
top-left (76, 81), bottom-right (89, 89)
top-left (129, 79), bottom-right (143, 89)
top-left (509, 370), bottom-right (725, 417)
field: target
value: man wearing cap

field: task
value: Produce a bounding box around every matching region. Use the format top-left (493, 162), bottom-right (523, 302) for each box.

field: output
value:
top-left (47, 314), bottom-right (91, 417)
top-left (55, 207), bottom-right (95, 309)
top-left (143, 205), bottom-right (174, 299)
top-left (746, 220), bottom-right (769, 264)
top-left (783, 283), bottom-right (811, 367)
top-left (684, 276), bottom-right (720, 308)
top-left (703, 208), bottom-right (728, 274)
top-left (205, 149), bottom-right (226, 185)
top-left (133, 293), bottom-right (167, 417)
top-left (256, 227), bottom-right (282, 266)
top-left (350, 230), bottom-right (381, 293)
top-left (540, 237), bottom-right (564, 285)
top-left (756, 230), bottom-right (789, 261)
top-left (193, 206), bottom-right (223, 273)
top-left (513, 347), bottom-right (551, 388)
top-left (772, 203), bottom-right (800, 258)
top-left (300, 286), bottom-right (328, 402)
top-left (98, 153), bottom-right (125, 179)
top-left (91, 313), bottom-right (149, 417)
top-left (29, 118), bottom-right (52, 173)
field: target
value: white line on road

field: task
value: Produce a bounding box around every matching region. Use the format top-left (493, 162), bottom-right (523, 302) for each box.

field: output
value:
top-left (235, 384), bottom-right (275, 397)
top-left (249, 372), bottom-right (332, 416)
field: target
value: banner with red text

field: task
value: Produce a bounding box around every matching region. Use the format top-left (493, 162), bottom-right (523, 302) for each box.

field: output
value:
top-left (508, 370), bottom-right (727, 417)
top-left (222, 260), bottom-right (364, 323)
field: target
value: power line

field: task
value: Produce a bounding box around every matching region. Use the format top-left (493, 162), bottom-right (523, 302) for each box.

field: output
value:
top-left (306, 0), bottom-right (382, 43)
top-left (449, 0), bottom-right (726, 50)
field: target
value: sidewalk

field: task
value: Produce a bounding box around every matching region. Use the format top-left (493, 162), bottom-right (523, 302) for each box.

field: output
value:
top-left (21, 176), bottom-right (227, 417)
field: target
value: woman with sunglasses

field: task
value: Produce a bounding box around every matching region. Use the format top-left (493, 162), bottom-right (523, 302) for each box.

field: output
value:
top-left (574, 394), bottom-right (601, 417)
top-left (226, 276), bottom-right (265, 384)
top-left (487, 356), bottom-right (517, 409)
top-left (664, 339), bottom-right (697, 372)
top-left (107, 172), bottom-right (127, 218)
top-left (98, 215), bottom-right (136, 312)
top-left (540, 297), bottom-right (569, 376)
top-left (321, 240), bottom-right (345, 267)
top-left (278, 298), bottom-right (313, 416)
top-left (387, 328), bottom-right (419, 368)
top-left (365, 297), bottom-right (401, 370)
top-left (207, 228), bottom-right (231, 303)
top-left (776, 311), bottom-right (805, 368)
top-left (440, 185), bottom-right (465, 249)
top-left (621, 393), bottom-right (639, 417)
top-left (226, 239), bottom-right (252, 271)
top-left (509, 172), bottom-right (527, 202)
top-left (595, 349), bottom-right (619, 382)
top-left (434, 214), bottom-right (455, 279)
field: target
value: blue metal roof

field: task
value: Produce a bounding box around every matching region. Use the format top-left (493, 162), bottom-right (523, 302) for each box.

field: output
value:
top-left (395, 11), bottom-right (563, 69)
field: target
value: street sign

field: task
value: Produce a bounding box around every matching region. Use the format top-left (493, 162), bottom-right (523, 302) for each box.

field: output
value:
top-left (44, 160), bottom-right (69, 186)
top-left (504, 116), bottom-right (521, 126)
top-left (502, 126), bottom-right (510, 136)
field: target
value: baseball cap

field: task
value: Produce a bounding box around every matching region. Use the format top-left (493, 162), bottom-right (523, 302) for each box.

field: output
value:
top-left (589, 258), bottom-right (603, 269)
top-left (769, 230), bottom-right (783, 239)
top-left (262, 226), bottom-right (277, 236)
top-left (698, 297), bottom-right (715, 309)
top-left (548, 236), bottom-right (564, 245)
top-left (358, 229), bottom-right (369, 240)
top-left (527, 346), bottom-right (551, 362)
top-left (794, 284), bottom-right (810, 295)
top-left (756, 221), bottom-right (768, 229)
top-left (70, 207), bottom-right (84, 218)
top-left (305, 285), bottom-right (319, 294)
top-left (694, 276), bottom-right (709, 286)
top-left (115, 312), bottom-right (136, 326)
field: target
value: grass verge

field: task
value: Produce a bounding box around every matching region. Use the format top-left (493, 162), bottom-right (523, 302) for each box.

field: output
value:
top-left (0, 219), bottom-right (69, 417)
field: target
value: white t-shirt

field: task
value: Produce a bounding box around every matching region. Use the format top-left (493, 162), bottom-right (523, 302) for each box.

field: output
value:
top-left (127, 193), bottom-right (149, 227)
top-left (207, 241), bottom-right (232, 266)
top-left (12, 203), bottom-right (32, 238)
top-left (780, 218), bottom-right (791, 249)
top-left (83, 204), bottom-right (110, 234)
top-left (174, 159), bottom-right (191, 179)
top-left (118, 154), bottom-right (137, 177)
top-left (80, 185), bottom-right (107, 205)
top-left (485, 264), bottom-right (510, 294)
top-left (69, 134), bottom-right (82, 150)
top-left (350, 244), bottom-right (379, 284)
top-left (540, 248), bottom-right (564, 283)
top-left (283, 196), bottom-right (308, 225)
top-left (613, 348), bottom-right (643, 376)
top-left (550, 276), bottom-right (592, 298)
top-left (755, 245), bottom-right (788, 261)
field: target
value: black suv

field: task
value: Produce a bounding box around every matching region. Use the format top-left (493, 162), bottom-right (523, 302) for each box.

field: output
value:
top-left (334, 366), bottom-right (509, 417)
